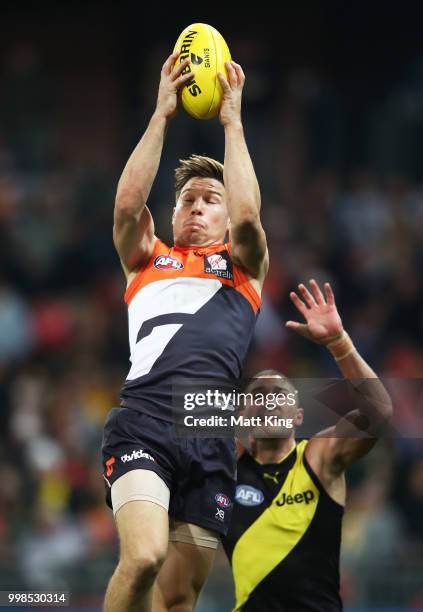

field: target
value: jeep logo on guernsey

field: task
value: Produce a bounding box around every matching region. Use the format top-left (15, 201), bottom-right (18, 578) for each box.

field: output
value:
top-left (215, 493), bottom-right (231, 508)
top-left (235, 485), bottom-right (264, 507)
top-left (276, 490), bottom-right (315, 506)
top-left (121, 449), bottom-right (155, 463)
top-left (154, 255), bottom-right (184, 270)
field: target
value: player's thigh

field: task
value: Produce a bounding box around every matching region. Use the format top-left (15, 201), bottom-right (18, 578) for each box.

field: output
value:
top-left (154, 522), bottom-right (218, 609)
top-left (113, 471), bottom-right (170, 565)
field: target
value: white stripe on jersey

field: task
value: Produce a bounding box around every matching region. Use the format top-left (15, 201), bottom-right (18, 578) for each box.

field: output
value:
top-left (126, 277), bottom-right (222, 380)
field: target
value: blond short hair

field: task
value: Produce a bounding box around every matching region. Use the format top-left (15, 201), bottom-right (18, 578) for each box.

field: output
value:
top-left (174, 154), bottom-right (224, 198)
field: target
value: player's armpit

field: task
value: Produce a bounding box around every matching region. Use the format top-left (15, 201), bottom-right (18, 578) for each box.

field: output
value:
top-left (113, 205), bottom-right (155, 276)
top-left (319, 428), bottom-right (378, 476)
top-left (230, 220), bottom-right (268, 280)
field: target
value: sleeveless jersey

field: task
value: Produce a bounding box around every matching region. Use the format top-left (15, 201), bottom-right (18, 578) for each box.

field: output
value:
top-left (120, 238), bottom-right (261, 420)
top-left (222, 440), bottom-right (344, 611)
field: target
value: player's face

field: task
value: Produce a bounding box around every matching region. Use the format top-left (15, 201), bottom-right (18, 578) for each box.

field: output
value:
top-left (172, 177), bottom-right (229, 246)
top-left (245, 379), bottom-right (303, 439)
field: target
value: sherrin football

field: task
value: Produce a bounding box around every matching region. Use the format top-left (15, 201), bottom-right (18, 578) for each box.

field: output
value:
top-left (173, 23), bottom-right (231, 120)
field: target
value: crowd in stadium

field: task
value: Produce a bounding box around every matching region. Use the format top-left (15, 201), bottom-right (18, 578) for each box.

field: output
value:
top-left (0, 35), bottom-right (422, 609)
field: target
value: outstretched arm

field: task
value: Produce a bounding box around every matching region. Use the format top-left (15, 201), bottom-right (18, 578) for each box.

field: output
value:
top-left (286, 279), bottom-right (393, 475)
top-left (114, 52), bottom-right (193, 277)
top-left (218, 62), bottom-right (268, 283)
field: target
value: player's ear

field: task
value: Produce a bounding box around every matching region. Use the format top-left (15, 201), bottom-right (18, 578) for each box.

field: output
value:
top-left (172, 206), bottom-right (176, 224)
top-left (295, 407), bottom-right (304, 428)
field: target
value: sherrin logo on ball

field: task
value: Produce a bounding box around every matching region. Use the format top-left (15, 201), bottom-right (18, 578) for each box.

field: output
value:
top-left (173, 23), bottom-right (231, 120)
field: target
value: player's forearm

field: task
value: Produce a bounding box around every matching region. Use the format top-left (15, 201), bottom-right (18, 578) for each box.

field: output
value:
top-left (223, 122), bottom-right (261, 225)
top-left (115, 112), bottom-right (169, 216)
top-left (329, 334), bottom-right (393, 424)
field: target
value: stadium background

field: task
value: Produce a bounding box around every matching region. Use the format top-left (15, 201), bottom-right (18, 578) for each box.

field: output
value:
top-left (0, 3), bottom-right (422, 611)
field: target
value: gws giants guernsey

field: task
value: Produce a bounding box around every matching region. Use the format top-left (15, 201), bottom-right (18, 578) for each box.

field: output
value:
top-left (120, 239), bottom-right (261, 420)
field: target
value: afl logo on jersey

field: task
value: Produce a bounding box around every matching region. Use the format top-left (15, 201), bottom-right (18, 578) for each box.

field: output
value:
top-left (215, 493), bottom-right (231, 508)
top-left (235, 485), bottom-right (264, 507)
top-left (154, 255), bottom-right (184, 270)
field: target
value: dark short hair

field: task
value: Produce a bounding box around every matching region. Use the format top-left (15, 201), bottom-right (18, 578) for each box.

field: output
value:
top-left (174, 154), bottom-right (224, 198)
top-left (246, 370), bottom-right (298, 398)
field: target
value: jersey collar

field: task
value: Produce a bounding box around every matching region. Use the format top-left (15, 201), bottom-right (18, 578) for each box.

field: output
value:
top-left (253, 441), bottom-right (297, 466)
top-left (173, 243), bottom-right (227, 256)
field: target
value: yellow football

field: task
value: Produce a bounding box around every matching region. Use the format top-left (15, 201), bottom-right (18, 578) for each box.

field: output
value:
top-left (173, 23), bottom-right (231, 120)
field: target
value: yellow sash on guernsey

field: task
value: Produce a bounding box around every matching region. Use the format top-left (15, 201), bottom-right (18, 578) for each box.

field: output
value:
top-left (231, 440), bottom-right (319, 611)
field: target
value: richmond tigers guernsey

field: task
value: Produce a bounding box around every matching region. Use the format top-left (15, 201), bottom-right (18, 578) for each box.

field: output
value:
top-left (120, 238), bottom-right (261, 420)
top-left (222, 440), bottom-right (344, 611)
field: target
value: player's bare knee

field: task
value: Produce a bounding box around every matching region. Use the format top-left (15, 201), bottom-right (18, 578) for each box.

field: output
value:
top-left (117, 557), bottom-right (162, 590)
top-left (164, 582), bottom-right (202, 612)
top-left (119, 548), bottom-right (166, 589)
top-left (166, 597), bottom-right (196, 612)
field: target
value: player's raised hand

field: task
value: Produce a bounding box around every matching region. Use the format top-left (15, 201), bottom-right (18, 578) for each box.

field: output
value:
top-left (217, 60), bottom-right (245, 127)
top-left (286, 280), bottom-right (344, 345)
top-left (155, 51), bottom-right (193, 120)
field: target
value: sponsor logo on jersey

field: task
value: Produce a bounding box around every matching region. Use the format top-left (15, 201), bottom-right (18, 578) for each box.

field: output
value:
top-left (263, 471), bottom-right (280, 484)
top-left (120, 449), bottom-right (155, 463)
top-left (215, 493), bottom-right (231, 508)
top-left (208, 254), bottom-right (227, 270)
top-left (204, 251), bottom-right (233, 279)
top-left (105, 456), bottom-right (116, 477)
top-left (276, 490), bottom-right (315, 506)
top-left (235, 485), bottom-right (264, 506)
top-left (154, 255), bottom-right (184, 270)
top-left (215, 507), bottom-right (225, 521)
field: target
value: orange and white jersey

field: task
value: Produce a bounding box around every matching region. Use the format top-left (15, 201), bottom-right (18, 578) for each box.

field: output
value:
top-left (120, 238), bottom-right (261, 420)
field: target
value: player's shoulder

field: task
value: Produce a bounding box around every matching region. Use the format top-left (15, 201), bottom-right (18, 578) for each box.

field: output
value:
top-left (304, 435), bottom-right (326, 457)
top-left (124, 236), bottom-right (160, 281)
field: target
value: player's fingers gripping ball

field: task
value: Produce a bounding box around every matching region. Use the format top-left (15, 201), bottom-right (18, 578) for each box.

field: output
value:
top-left (173, 23), bottom-right (231, 119)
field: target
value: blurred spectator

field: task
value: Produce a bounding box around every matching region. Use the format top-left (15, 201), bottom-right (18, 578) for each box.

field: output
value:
top-left (0, 284), bottom-right (33, 361)
top-left (0, 10), bottom-right (422, 610)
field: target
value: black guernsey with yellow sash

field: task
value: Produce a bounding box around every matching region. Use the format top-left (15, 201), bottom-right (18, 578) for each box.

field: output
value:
top-left (222, 440), bottom-right (344, 611)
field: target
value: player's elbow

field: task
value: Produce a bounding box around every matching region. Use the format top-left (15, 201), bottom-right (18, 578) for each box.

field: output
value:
top-left (374, 383), bottom-right (394, 423)
top-left (355, 379), bottom-right (393, 432)
top-left (380, 392), bottom-right (394, 423)
top-left (364, 392), bottom-right (393, 437)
